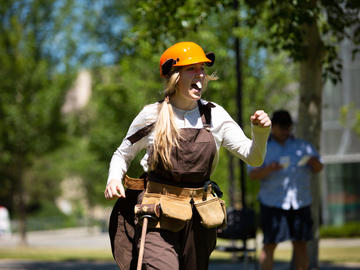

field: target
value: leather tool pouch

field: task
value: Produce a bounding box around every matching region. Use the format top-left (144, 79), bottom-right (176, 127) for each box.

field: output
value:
top-left (194, 197), bottom-right (227, 229)
top-left (160, 195), bottom-right (192, 221)
top-left (141, 193), bottom-right (192, 232)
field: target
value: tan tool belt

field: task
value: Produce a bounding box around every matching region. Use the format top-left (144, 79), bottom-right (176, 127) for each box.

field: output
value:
top-left (139, 181), bottom-right (226, 232)
top-left (124, 175), bottom-right (146, 190)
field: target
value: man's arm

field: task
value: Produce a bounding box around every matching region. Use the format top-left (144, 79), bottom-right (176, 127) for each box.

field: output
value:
top-left (249, 162), bottom-right (283, 180)
top-left (307, 156), bottom-right (323, 173)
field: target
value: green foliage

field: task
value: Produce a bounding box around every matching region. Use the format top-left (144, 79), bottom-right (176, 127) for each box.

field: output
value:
top-left (131, 0), bottom-right (231, 44)
top-left (0, 1), bottom-right (85, 238)
top-left (25, 203), bottom-right (80, 231)
top-left (339, 103), bottom-right (360, 137)
top-left (0, 1), bottom-right (72, 207)
top-left (114, 0), bottom-right (360, 84)
top-left (244, 0), bottom-right (360, 83)
top-left (320, 222), bottom-right (360, 238)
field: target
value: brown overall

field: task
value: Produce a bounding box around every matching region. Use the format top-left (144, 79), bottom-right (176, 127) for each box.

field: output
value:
top-left (109, 101), bottom-right (220, 270)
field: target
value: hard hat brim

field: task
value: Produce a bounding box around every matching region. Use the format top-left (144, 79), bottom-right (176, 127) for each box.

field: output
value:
top-left (173, 56), bottom-right (212, 67)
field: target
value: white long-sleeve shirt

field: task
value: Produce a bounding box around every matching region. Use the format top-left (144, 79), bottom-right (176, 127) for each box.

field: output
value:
top-left (107, 99), bottom-right (270, 185)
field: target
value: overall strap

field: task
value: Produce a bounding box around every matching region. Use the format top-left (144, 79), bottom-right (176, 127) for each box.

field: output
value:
top-left (127, 100), bottom-right (215, 144)
top-left (126, 100), bottom-right (165, 144)
top-left (126, 123), bottom-right (154, 144)
top-left (197, 100), bottom-right (215, 130)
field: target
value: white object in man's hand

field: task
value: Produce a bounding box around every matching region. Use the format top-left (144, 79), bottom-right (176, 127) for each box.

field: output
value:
top-left (297, 155), bottom-right (311, 167)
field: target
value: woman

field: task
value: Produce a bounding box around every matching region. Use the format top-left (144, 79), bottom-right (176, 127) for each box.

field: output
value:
top-left (105, 41), bottom-right (271, 270)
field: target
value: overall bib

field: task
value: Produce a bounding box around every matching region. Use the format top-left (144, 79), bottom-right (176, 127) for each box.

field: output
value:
top-left (109, 101), bottom-right (223, 270)
top-left (139, 101), bottom-right (219, 270)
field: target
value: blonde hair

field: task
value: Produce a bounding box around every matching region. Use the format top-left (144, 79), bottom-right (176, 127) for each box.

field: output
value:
top-left (150, 69), bottom-right (217, 170)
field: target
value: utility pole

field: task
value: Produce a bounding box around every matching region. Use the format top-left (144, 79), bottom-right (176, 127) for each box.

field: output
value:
top-left (234, 0), bottom-right (253, 263)
top-left (233, 0), bottom-right (246, 210)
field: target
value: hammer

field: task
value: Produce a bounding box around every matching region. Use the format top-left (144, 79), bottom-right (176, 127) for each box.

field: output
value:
top-left (134, 203), bottom-right (161, 270)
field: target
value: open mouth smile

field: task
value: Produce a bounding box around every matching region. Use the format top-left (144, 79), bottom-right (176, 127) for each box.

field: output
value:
top-left (191, 81), bottom-right (202, 91)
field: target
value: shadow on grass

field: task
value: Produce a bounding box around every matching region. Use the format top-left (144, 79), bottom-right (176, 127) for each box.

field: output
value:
top-left (0, 259), bottom-right (359, 270)
top-left (318, 261), bottom-right (360, 270)
top-left (209, 258), bottom-right (360, 270)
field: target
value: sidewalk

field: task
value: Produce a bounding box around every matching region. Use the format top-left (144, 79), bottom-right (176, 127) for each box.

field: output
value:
top-left (0, 227), bottom-right (110, 249)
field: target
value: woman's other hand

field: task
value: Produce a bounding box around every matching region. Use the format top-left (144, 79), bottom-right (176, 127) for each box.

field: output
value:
top-left (104, 179), bottom-right (126, 200)
top-left (250, 110), bottom-right (271, 128)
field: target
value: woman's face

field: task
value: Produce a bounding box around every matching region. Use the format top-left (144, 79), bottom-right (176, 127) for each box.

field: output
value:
top-left (173, 63), bottom-right (206, 109)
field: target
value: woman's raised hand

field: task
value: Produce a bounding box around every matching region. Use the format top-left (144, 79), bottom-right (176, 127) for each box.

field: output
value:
top-left (250, 110), bottom-right (271, 128)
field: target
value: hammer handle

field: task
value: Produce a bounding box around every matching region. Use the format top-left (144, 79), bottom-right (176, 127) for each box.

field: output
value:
top-left (137, 217), bottom-right (148, 270)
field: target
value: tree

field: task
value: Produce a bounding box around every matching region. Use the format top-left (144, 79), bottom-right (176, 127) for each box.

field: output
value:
top-left (0, 0), bottom-right (79, 244)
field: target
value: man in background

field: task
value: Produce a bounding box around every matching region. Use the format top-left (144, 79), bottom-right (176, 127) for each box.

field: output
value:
top-left (248, 110), bottom-right (323, 270)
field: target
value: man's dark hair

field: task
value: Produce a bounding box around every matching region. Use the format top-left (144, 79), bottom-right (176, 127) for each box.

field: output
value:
top-left (271, 110), bottom-right (293, 127)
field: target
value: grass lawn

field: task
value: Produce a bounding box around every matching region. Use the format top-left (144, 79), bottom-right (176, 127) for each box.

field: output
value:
top-left (0, 244), bottom-right (359, 264)
top-left (0, 247), bottom-right (112, 261)
top-left (274, 247), bottom-right (360, 264)
top-left (211, 244), bottom-right (360, 264)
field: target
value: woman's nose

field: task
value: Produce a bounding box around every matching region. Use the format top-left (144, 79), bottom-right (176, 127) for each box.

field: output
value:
top-left (195, 69), bottom-right (204, 77)
top-left (196, 73), bottom-right (204, 78)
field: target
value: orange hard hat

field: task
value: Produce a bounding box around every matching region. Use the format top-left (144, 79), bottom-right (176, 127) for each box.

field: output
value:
top-left (160, 41), bottom-right (215, 77)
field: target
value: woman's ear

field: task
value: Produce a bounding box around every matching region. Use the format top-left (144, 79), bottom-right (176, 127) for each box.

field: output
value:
top-left (161, 59), bottom-right (176, 76)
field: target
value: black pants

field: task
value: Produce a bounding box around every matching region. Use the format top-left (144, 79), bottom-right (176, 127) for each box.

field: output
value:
top-left (260, 203), bottom-right (313, 244)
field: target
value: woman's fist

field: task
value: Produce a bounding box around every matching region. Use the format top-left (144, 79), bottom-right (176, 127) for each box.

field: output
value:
top-left (250, 110), bottom-right (271, 128)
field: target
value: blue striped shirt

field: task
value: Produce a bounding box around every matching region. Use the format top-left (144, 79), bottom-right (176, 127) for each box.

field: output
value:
top-left (248, 135), bottom-right (320, 210)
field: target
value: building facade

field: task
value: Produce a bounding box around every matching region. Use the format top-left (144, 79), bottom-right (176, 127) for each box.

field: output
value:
top-left (321, 37), bottom-right (360, 225)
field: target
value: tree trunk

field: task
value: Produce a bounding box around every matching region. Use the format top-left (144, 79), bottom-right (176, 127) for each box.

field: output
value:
top-left (16, 176), bottom-right (27, 246)
top-left (295, 21), bottom-right (325, 269)
top-left (13, 157), bottom-right (28, 246)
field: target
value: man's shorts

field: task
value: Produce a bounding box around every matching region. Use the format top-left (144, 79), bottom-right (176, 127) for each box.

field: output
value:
top-left (260, 203), bottom-right (313, 244)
